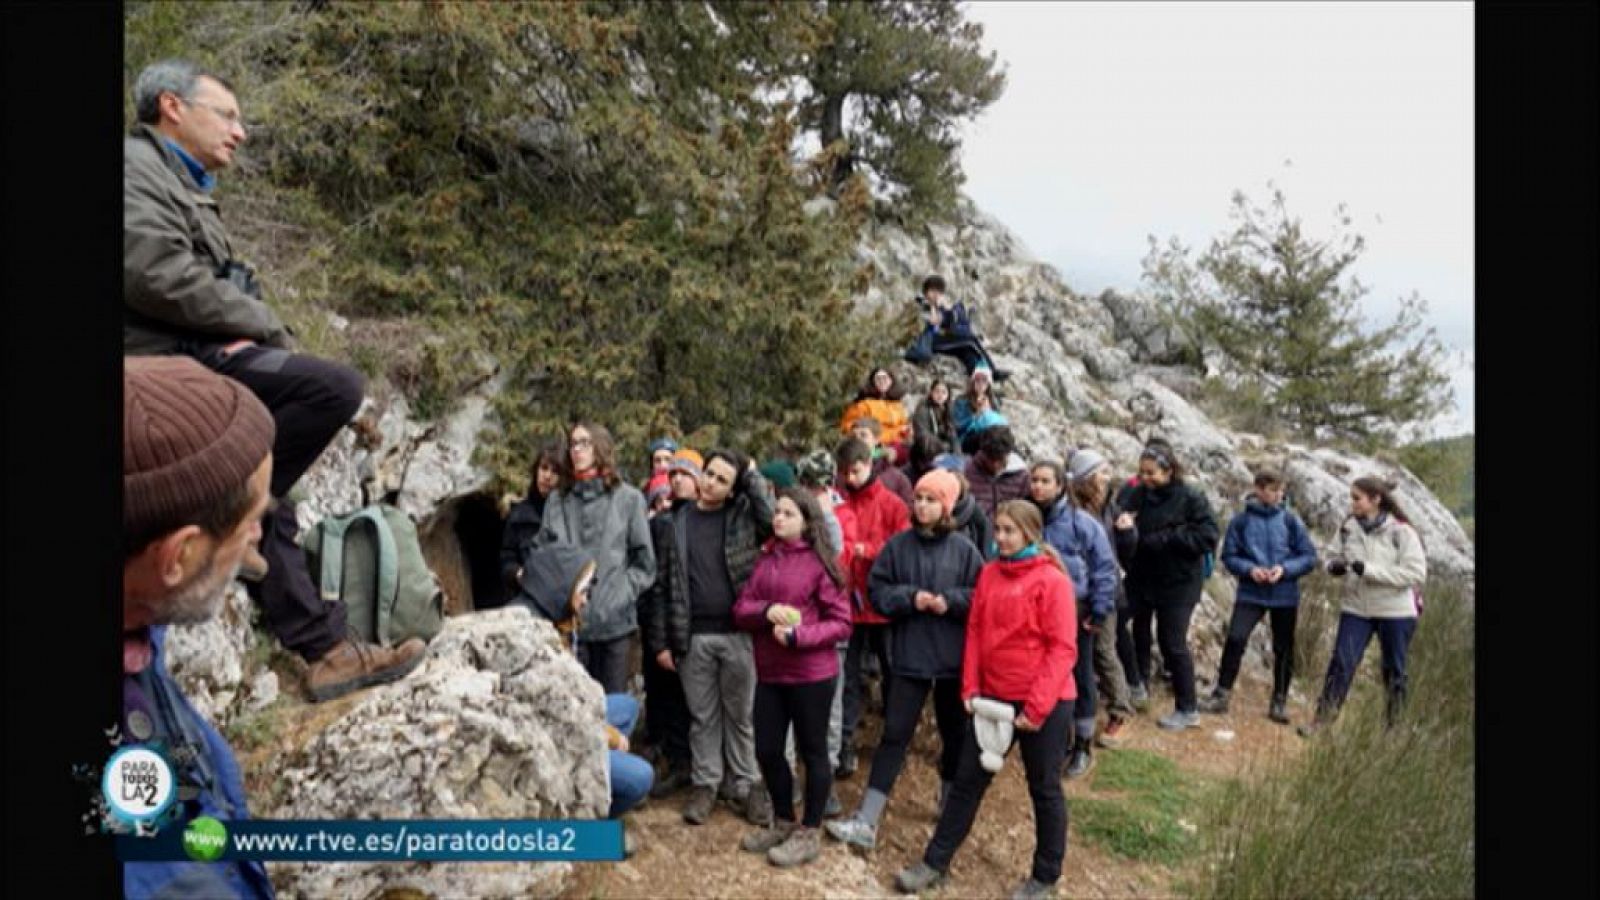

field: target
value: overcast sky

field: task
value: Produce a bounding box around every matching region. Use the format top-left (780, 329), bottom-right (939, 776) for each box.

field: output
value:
top-left (955, 1), bottom-right (1473, 438)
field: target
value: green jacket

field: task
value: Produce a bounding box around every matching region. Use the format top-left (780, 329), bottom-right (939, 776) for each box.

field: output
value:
top-left (124, 124), bottom-right (289, 356)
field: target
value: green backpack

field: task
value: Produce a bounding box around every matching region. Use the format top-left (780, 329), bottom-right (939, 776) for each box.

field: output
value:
top-left (303, 505), bottom-right (445, 647)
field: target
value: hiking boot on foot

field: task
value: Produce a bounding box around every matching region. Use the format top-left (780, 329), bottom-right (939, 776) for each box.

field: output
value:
top-left (741, 820), bottom-right (797, 854)
top-left (768, 826), bottom-right (821, 868)
top-left (1268, 694), bottom-right (1290, 724)
top-left (745, 783), bottom-right (774, 827)
top-left (1097, 715), bottom-right (1129, 748)
top-left (650, 764), bottom-right (692, 798)
top-left (1129, 684), bottom-right (1150, 712)
top-left (1011, 877), bottom-right (1055, 899)
top-left (682, 786), bottom-right (716, 825)
top-left (824, 787), bottom-right (843, 818)
top-left (1064, 745), bottom-right (1094, 779)
top-left (306, 637), bottom-right (427, 702)
top-left (824, 815), bottom-right (878, 851)
top-left (1198, 687), bottom-right (1232, 714)
top-left (1157, 710), bottom-right (1201, 731)
top-left (835, 745), bottom-right (858, 778)
top-left (895, 861), bottom-right (946, 893)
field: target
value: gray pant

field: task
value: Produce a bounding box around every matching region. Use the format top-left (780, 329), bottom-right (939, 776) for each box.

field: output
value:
top-left (1095, 611), bottom-right (1136, 719)
top-left (681, 632), bottom-right (760, 794)
top-left (788, 644), bottom-right (846, 765)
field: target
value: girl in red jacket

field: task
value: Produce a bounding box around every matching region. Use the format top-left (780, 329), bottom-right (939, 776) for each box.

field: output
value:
top-left (732, 488), bottom-right (854, 868)
top-left (895, 499), bottom-right (1078, 900)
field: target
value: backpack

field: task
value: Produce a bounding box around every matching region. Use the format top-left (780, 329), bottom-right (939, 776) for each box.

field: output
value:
top-left (303, 504), bottom-right (446, 647)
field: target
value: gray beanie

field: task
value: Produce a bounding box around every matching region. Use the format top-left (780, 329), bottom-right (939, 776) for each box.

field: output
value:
top-left (1067, 447), bottom-right (1109, 483)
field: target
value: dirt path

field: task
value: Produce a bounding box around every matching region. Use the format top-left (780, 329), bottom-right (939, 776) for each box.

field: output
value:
top-left (564, 678), bottom-right (1307, 899)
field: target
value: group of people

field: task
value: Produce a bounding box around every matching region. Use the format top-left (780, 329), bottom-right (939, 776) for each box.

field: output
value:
top-left (119, 57), bottom-right (1431, 900)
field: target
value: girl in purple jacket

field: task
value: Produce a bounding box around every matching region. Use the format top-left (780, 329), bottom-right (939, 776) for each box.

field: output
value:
top-left (733, 488), bottom-right (854, 868)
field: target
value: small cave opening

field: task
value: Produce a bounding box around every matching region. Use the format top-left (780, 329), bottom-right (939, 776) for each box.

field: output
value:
top-left (418, 491), bottom-right (513, 616)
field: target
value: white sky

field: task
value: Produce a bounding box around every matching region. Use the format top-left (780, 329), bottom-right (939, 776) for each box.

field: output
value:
top-left (955, 1), bottom-right (1474, 438)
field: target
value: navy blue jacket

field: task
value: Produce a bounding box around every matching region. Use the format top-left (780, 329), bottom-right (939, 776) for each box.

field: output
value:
top-left (1041, 496), bottom-right (1118, 622)
top-left (1221, 499), bottom-right (1318, 608)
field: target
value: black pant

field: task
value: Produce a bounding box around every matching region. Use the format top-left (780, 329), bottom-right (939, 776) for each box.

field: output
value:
top-left (1115, 602), bottom-right (1142, 690)
top-left (923, 700), bottom-right (1070, 884)
top-left (578, 634), bottom-right (633, 695)
top-left (203, 344), bottom-right (365, 662)
top-left (841, 623), bottom-right (892, 751)
top-left (1135, 602), bottom-right (1198, 712)
top-left (867, 675), bottom-right (966, 794)
top-left (1216, 604), bottom-right (1299, 697)
top-left (1071, 620), bottom-right (1097, 736)
top-left (754, 677), bottom-right (837, 827)
top-left (644, 652), bottom-right (692, 768)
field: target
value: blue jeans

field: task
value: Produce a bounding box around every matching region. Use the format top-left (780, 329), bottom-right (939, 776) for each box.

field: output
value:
top-left (606, 694), bottom-right (653, 817)
top-left (1316, 613), bottom-right (1417, 724)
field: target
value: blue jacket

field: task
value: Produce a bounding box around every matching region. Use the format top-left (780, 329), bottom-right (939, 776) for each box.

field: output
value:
top-left (1041, 497), bottom-right (1117, 622)
top-left (123, 627), bottom-right (274, 900)
top-left (1221, 499), bottom-right (1318, 608)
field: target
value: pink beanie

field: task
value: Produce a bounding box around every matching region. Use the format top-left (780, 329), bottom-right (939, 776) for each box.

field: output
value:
top-left (915, 469), bottom-right (962, 520)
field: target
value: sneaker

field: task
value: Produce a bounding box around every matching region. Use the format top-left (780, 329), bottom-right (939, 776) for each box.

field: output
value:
top-left (305, 636), bottom-right (427, 702)
top-left (1268, 695), bottom-right (1290, 724)
top-left (741, 820), bottom-right (797, 854)
top-left (835, 745), bottom-right (858, 779)
top-left (1064, 746), bottom-right (1094, 779)
top-left (745, 783), bottom-right (775, 827)
top-left (682, 786), bottom-right (716, 825)
top-left (650, 764), bottom-right (693, 799)
top-left (1011, 877), bottom-right (1055, 899)
top-left (1129, 684), bottom-right (1150, 712)
top-left (824, 815), bottom-right (878, 851)
top-left (767, 826), bottom-right (821, 868)
top-left (1100, 715), bottom-right (1130, 748)
top-left (895, 861), bottom-right (946, 893)
top-left (1156, 710), bottom-right (1201, 731)
top-left (1197, 687), bottom-right (1232, 715)
top-left (824, 787), bottom-right (843, 818)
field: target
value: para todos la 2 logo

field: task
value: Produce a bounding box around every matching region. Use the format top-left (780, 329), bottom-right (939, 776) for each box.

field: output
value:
top-left (102, 746), bottom-right (176, 824)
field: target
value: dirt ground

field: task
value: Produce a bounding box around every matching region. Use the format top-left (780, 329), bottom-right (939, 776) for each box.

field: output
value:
top-left (562, 676), bottom-right (1308, 900)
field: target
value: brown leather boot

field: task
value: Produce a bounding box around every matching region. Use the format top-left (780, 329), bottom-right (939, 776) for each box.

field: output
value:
top-left (306, 636), bottom-right (427, 702)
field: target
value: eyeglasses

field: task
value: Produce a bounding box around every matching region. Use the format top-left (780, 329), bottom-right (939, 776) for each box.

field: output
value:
top-left (570, 437), bottom-right (594, 449)
top-left (181, 96), bottom-right (247, 130)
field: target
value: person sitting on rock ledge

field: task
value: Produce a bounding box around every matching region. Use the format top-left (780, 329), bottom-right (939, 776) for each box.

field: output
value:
top-left (952, 363), bottom-right (1008, 455)
top-left (902, 275), bottom-right (1010, 382)
top-left (839, 368), bottom-right (912, 460)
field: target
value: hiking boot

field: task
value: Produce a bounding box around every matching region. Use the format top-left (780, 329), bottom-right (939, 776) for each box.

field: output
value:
top-left (1096, 715), bottom-right (1129, 748)
top-left (895, 861), bottom-right (946, 893)
top-left (305, 637), bottom-right (427, 702)
top-left (1064, 745), bottom-right (1094, 779)
top-left (824, 787), bottom-right (843, 818)
top-left (767, 826), bottom-right (821, 868)
top-left (682, 786), bottom-right (716, 825)
top-left (1268, 694), bottom-right (1290, 724)
top-left (741, 820), bottom-right (797, 854)
top-left (992, 368), bottom-right (1012, 383)
top-left (745, 783), bottom-right (774, 827)
top-left (824, 815), bottom-right (878, 851)
top-left (1156, 710), bottom-right (1201, 731)
top-left (650, 764), bottom-right (692, 798)
top-left (1198, 687), bottom-right (1232, 715)
top-left (835, 745), bottom-right (858, 778)
top-left (1129, 683), bottom-right (1150, 712)
top-left (1011, 877), bottom-right (1055, 899)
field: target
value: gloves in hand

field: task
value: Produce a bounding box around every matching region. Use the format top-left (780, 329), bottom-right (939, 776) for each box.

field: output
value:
top-left (1327, 559), bottom-right (1348, 577)
top-left (1350, 560), bottom-right (1365, 577)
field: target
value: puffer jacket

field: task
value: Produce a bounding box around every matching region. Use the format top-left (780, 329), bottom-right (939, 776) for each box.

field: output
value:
top-left (838, 476), bottom-right (911, 625)
top-left (1119, 480), bottom-right (1221, 606)
top-left (1041, 496), bottom-right (1118, 623)
top-left (952, 491), bottom-right (996, 560)
top-left (962, 552), bottom-right (1079, 726)
top-left (732, 539), bottom-right (853, 684)
top-left (963, 453), bottom-right (1030, 523)
top-left (839, 397), bottom-right (910, 447)
top-left (647, 470), bottom-right (776, 660)
top-left (868, 528), bottom-right (985, 679)
top-left (1332, 514), bottom-right (1427, 619)
top-left (124, 124), bottom-right (289, 356)
top-left (536, 478), bottom-right (655, 642)
top-left (1221, 499), bottom-right (1318, 608)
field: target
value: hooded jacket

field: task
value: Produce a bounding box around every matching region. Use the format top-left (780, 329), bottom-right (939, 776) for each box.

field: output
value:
top-left (868, 527), bottom-right (985, 680)
top-left (837, 475), bottom-right (912, 625)
top-left (1118, 480), bottom-right (1221, 606)
top-left (963, 453), bottom-right (1031, 523)
top-left (1041, 496), bottom-right (1118, 622)
top-left (951, 490), bottom-right (996, 560)
top-left (732, 539), bottom-right (853, 684)
top-left (1332, 514), bottom-right (1427, 619)
top-left (536, 478), bottom-right (655, 643)
top-left (1221, 498), bottom-right (1319, 608)
top-left (962, 553), bottom-right (1079, 726)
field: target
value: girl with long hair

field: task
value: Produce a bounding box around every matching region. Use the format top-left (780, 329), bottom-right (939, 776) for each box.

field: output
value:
top-left (1067, 447), bottom-right (1140, 744)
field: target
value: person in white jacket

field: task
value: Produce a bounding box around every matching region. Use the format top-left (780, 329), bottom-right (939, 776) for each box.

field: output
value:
top-left (1300, 477), bottom-right (1428, 736)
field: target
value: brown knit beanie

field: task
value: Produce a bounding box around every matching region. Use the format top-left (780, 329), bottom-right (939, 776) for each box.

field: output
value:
top-left (124, 356), bottom-right (275, 546)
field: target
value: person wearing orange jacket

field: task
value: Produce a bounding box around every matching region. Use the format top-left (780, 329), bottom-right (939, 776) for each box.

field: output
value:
top-left (895, 499), bottom-right (1078, 900)
top-left (839, 368), bottom-right (911, 454)
top-left (833, 437), bottom-right (912, 778)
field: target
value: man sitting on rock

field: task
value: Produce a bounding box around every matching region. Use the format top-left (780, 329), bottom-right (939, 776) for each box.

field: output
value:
top-left (122, 356), bottom-right (278, 899)
top-left (124, 58), bottom-right (422, 701)
top-left (902, 275), bottom-right (1010, 382)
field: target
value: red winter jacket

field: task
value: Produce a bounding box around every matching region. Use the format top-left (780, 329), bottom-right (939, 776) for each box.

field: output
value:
top-left (837, 477), bottom-right (911, 625)
top-left (961, 552), bottom-right (1078, 725)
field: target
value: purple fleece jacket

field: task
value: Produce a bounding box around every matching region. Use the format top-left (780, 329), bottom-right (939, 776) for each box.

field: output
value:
top-left (733, 538), bottom-right (853, 684)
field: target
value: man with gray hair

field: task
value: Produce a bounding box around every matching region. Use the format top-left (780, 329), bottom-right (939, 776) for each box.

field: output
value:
top-left (125, 59), bottom-right (422, 701)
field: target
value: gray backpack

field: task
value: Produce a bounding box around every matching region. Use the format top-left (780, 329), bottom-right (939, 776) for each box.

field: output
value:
top-left (303, 505), bottom-right (445, 646)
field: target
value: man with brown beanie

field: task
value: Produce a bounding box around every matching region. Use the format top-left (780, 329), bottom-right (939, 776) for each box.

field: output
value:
top-left (121, 357), bottom-right (286, 899)
top-left (125, 59), bottom-right (420, 700)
